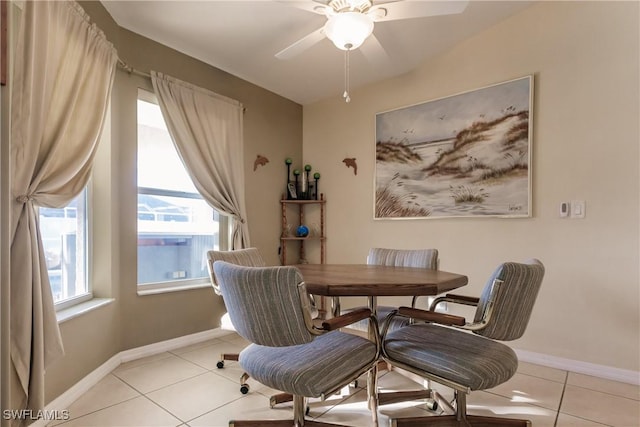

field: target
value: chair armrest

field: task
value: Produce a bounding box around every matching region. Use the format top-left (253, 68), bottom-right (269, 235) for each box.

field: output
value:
top-left (444, 293), bottom-right (480, 304)
top-left (319, 307), bottom-right (372, 331)
top-left (429, 293), bottom-right (480, 311)
top-left (398, 306), bottom-right (466, 326)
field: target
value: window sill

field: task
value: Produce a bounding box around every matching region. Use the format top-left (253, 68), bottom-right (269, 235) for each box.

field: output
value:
top-left (56, 298), bottom-right (115, 324)
top-left (137, 281), bottom-right (211, 296)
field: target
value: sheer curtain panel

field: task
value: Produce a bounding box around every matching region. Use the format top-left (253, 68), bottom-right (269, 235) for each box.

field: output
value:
top-left (10, 0), bottom-right (117, 418)
top-left (150, 71), bottom-right (250, 249)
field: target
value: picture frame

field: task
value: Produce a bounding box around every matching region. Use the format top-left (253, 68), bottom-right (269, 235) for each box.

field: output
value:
top-left (287, 182), bottom-right (297, 200)
top-left (374, 75), bottom-right (533, 219)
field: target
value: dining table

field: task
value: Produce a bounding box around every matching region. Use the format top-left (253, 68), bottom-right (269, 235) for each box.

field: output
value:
top-left (295, 263), bottom-right (468, 318)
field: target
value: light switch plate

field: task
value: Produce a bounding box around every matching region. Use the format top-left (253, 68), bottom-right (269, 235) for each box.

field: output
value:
top-left (570, 200), bottom-right (586, 218)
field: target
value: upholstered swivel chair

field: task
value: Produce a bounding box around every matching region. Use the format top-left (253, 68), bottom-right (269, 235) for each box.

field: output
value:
top-left (206, 248), bottom-right (266, 393)
top-left (337, 248), bottom-right (439, 332)
top-left (213, 261), bottom-right (381, 427)
top-left (380, 259), bottom-right (545, 426)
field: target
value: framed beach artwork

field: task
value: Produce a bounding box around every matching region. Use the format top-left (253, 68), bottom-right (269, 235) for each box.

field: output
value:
top-left (374, 75), bottom-right (533, 219)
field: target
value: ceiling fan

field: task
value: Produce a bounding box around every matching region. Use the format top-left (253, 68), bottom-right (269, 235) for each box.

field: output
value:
top-left (275, 0), bottom-right (469, 102)
top-left (275, 0), bottom-right (469, 61)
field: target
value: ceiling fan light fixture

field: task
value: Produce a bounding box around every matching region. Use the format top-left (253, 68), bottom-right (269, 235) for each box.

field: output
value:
top-left (324, 11), bottom-right (374, 51)
top-left (328, 0), bottom-right (372, 13)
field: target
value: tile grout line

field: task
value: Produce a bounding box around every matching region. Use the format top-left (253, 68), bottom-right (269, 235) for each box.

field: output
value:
top-left (140, 393), bottom-right (184, 425)
top-left (567, 383), bottom-right (640, 402)
top-left (553, 370), bottom-right (569, 427)
top-left (180, 393), bottom-right (252, 427)
top-left (48, 375), bottom-right (145, 427)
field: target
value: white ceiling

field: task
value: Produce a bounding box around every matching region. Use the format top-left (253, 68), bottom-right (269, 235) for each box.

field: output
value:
top-left (100, 0), bottom-right (534, 105)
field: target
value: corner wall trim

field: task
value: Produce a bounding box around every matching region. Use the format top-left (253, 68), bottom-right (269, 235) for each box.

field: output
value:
top-left (515, 348), bottom-right (640, 386)
top-left (119, 328), bottom-right (226, 363)
top-left (34, 328), bottom-right (231, 427)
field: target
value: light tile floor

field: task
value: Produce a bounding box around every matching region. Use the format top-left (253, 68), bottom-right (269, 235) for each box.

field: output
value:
top-left (49, 332), bottom-right (639, 427)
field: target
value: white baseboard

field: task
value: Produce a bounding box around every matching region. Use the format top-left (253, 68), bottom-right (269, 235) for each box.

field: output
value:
top-left (515, 348), bottom-right (640, 386)
top-left (34, 328), bottom-right (232, 427)
top-left (34, 329), bottom-right (638, 427)
top-left (119, 328), bottom-right (228, 363)
top-left (36, 354), bottom-right (122, 427)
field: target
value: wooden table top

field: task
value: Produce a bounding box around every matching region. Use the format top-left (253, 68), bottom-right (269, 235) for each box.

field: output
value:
top-left (293, 264), bottom-right (468, 297)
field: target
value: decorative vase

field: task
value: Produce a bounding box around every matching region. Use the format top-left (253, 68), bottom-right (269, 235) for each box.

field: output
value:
top-left (313, 172), bottom-right (321, 200)
top-left (293, 169), bottom-right (300, 200)
top-left (303, 164), bottom-right (312, 200)
top-left (285, 158), bottom-right (293, 199)
top-left (296, 225), bottom-right (309, 237)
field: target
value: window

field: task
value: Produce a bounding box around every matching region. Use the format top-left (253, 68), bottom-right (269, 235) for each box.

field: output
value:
top-left (137, 90), bottom-right (225, 291)
top-left (40, 189), bottom-right (90, 308)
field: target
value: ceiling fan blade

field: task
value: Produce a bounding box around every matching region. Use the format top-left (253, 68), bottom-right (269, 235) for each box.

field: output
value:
top-left (275, 0), bottom-right (331, 15)
top-left (360, 33), bottom-right (390, 66)
top-left (370, 0), bottom-right (469, 22)
top-left (275, 27), bottom-right (326, 60)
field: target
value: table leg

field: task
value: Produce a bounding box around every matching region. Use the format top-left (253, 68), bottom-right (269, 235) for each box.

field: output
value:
top-left (367, 296), bottom-right (379, 424)
top-left (331, 297), bottom-right (341, 318)
top-left (367, 296), bottom-right (377, 341)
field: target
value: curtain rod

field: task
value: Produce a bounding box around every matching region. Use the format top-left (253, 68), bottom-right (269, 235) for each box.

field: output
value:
top-left (115, 59), bottom-right (246, 113)
top-left (117, 59), bottom-right (151, 79)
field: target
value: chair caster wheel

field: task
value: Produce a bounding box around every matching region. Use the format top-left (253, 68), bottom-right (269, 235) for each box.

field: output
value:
top-left (306, 405), bottom-right (310, 416)
top-left (240, 384), bottom-right (250, 394)
top-left (426, 399), bottom-right (438, 411)
top-left (352, 380), bottom-right (359, 388)
top-left (216, 361), bottom-right (224, 369)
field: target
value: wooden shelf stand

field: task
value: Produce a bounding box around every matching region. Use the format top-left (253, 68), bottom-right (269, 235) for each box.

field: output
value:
top-left (280, 194), bottom-right (326, 265)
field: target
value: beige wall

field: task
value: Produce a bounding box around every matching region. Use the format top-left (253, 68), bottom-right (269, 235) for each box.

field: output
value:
top-left (29, 0), bottom-right (640, 404)
top-left (44, 1), bottom-right (302, 402)
top-left (303, 1), bottom-right (639, 372)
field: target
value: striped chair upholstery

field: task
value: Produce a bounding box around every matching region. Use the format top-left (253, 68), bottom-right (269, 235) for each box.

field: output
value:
top-left (215, 263), bottom-right (311, 347)
top-left (381, 259), bottom-right (545, 427)
top-left (206, 248), bottom-right (266, 392)
top-left (384, 323), bottom-right (518, 391)
top-left (342, 248), bottom-right (439, 332)
top-left (368, 248), bottom-right (439, 269)
top-left (473, 260), bottom-right (544, 341)
top-left (207, 248), bottom-right (265, 295)
top-left (213, 261), bottom-right (379, 426)
top-left (207, 248), bottom-right (266, 333)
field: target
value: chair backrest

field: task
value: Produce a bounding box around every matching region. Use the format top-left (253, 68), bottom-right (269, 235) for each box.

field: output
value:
top-left (213, 261), bottom-right (315, 347)
top-left (473, 259), bottom-right (545, 341)
top-left (206, 248), bottom-right (266, 294)
top-left (367, 248), bottom-right (438, 270)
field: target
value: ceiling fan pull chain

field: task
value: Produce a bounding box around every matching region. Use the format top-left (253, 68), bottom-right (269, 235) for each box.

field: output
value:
top-left (343, 44), bottom-right (352, 103)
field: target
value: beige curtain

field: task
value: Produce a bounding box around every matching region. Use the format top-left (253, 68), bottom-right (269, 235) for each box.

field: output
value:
top-left (150, 71), bottom-right (250, 249)
top-left (10, 0), bottom-right (117, 418)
